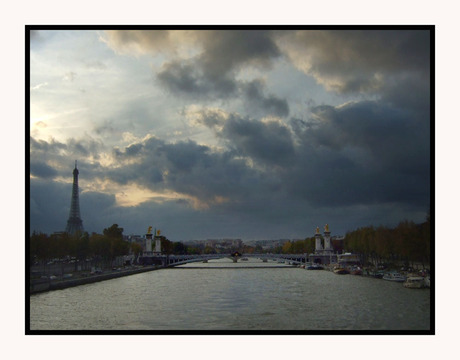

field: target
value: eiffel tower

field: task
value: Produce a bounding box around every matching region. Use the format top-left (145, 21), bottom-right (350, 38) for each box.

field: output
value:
top-left (65, 160), bottom-right (84, 235)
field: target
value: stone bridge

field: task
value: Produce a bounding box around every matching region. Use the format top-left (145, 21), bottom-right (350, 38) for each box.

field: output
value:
top-left (138, 253), bottom-right (308, 267)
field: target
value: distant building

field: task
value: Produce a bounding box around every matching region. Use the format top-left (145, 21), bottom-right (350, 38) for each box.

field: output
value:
top-left (183, 238), bottom-right (243, 252)
top-left (337, 252), bottom-right (361, 265)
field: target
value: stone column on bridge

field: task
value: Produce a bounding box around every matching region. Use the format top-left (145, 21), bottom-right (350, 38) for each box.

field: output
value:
top-left (154, 229), bottom-right (163, 255)
top-left (145, 233), bottom-right (153, 253)
top-left (323, 224), bottom-right (333, 253)
top-left (315, 226), bottom-right (323, 252)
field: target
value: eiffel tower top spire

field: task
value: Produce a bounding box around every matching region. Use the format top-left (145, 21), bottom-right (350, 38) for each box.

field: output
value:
top-left (65, 160), bottom-right (84, 235)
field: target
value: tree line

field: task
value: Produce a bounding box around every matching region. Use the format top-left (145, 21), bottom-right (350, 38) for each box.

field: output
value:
top-left (30, 224), bottom-right (134, 269)
top-left (30, 216), bottom-right (431, 268)
top-left (262, 217), bottom-right (430, 267)
top-left (343, 217), bottom-right (430, 268)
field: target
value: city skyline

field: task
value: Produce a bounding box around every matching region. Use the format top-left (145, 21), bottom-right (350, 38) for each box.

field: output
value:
top-left (29, 27), bottom-right (432, 241)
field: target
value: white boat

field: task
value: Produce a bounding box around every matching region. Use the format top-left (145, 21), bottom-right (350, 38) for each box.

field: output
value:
top-left (403, 276), bottom-right (428, 289)
top-left (382, 272), bottom-right (406, 282)
top-left (307, 264), bottom-right (324, 270)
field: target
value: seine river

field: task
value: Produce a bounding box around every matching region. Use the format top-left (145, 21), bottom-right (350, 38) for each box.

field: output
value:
top-left (29, 258), bottom-right (431, 332)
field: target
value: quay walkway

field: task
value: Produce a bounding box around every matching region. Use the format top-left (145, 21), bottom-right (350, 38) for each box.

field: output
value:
top-left (29, 265), bottom-right (160, 295)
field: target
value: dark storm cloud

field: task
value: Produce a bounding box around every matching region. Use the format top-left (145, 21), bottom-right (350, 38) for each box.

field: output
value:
top-left (158, 140), bottom-right (210, 173)
top-left (156, 56), bottom-right (239, 99)
top-left (381, 72), bottom-right (430, 115)
top-left (113, 143), bottom-right (144, 159)
top-left (198, 30), bottom-right (281, 75)
top-left (192, 110), bottom-right (295, 166)
top-left (158, 59), bottom-right (238, 99)
top-left (30, 161), bottom-right (58, 179)
top-left (107, 29), bottom-right (431, 114)
top-left (279, 29), bottom-right (430, 95)
top-left (111, 136), bottom-right (265, 205)
top-left (30, 136), bottom-right (106, 180)
top-left (80, 191), bottom-right (119, 232)
top-left (67, 138), bottom-right (89, 156)
top-left (107, 29), bottom-right (280, 72)
top-left (283, 100), bottom-right (430, 208)
top-left (31, 137), bottom-right (66, 153)
top-left (30, 98), bottom-right (430, 237)
top-left (157, 60), bottom-right (206, 95)
top-left (31, 136), bottom-right (104, 159)
top-left (222, 116), bottom-right (295, 166)
top-left (153, 30), bottom-right (282, 100)
top-left (241, 79), bottom-right (289, 117)
top-left (30, 137), bottom-right (69, 179)
top-left (306, 101), bottom-right (429, 175)
top-left (159, 145), bottom-right (258, 203)
top-left (30, 178), bottom-right (72, 233)
top-left (186, 98), bottom-right (428, 210)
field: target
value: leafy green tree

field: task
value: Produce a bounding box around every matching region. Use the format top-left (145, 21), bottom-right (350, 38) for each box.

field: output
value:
top-left (281, 241), bottom-right (292, 254)
top-left (204, 246), bottom-right (216, 254)
top-left (103, 224), bottom-right (124, 240)
top-left (186, 246), bottom-right (201, 255)
top-left (160, 237), bottom-right (173, 254)
top-left (254, 244), bottom-right (263, 253)
top-left (89, 233), bottom-right (110, 267)
top-left (74, 232), bottom-right (90, 261)
top-left (131, 242), bottom-right (143, 257)
top-left (305, 237), bottom-right (315, 254)
top-left (172, 241), bottom-right (187, 254)
top-left (419, 214), bottom-right (431, 267)
top-left (30, 231), bottom-right (50, 263)
top-left (110, 238), bottom-right (130, 259)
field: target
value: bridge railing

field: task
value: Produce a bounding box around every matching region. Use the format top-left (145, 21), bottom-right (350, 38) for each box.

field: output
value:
top-left (165, 253), bottom-right (308, 266)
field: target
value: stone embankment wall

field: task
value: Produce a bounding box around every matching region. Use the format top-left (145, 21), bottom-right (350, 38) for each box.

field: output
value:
top-left (30, 265), bottom-right (159, 295)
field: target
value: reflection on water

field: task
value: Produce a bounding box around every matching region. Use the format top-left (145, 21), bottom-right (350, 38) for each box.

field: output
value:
top-left (30, 257), bottom-right (431, 331)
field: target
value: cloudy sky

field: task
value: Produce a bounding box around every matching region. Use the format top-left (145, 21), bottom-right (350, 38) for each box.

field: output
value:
top-left (29, 28), bottom-right (431, 241)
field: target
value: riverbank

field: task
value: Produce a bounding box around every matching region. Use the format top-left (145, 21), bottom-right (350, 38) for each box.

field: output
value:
top-left (29, 265), bottom-right (160, 294)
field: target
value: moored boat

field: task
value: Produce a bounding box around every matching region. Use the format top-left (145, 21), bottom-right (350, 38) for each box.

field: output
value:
top-left (333, 265), bottom-right (349, 274)
top-left (382, 272), bottom-right (406, 282)
top-left (307, 264), bottom-right (324, 270)
top-left (366, 269), bottom-right (384, 278)
top-left (403, 276), bottom-right (428, 289)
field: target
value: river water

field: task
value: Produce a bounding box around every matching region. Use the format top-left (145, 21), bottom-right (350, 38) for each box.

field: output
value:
top-left (29, 258), bottom-right (431, 331)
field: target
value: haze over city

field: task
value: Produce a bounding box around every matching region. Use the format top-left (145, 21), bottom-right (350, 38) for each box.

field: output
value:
top-left (29, 28), bottom-right (431, 241)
